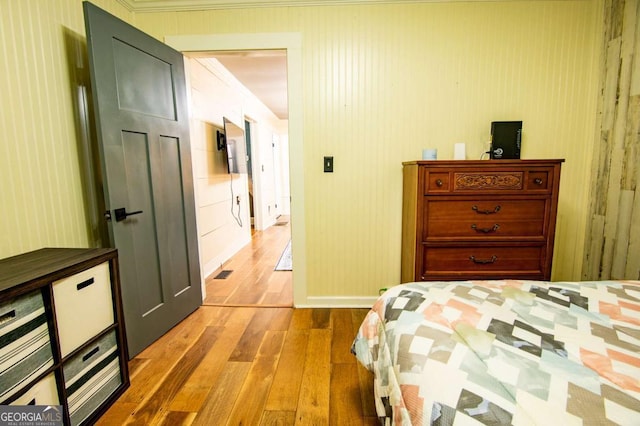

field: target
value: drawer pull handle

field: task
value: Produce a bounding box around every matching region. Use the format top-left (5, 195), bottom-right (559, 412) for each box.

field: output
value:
top-left (83, 345), bottom-right (100, 362)
top-left (77, 277), bottom-right (95, 291)
top-left (534, 178), bottom-right (543, 185)
top-left (472, 205), bottom-right (501, 214)
top-left (471, 224), bottom-right (500, 233)
top-left (469, 255), bottom-right (498, 264)
top-left (0, 309), bottom-right (16, 325)
top-left (435, 179), bottom-right (443, 187)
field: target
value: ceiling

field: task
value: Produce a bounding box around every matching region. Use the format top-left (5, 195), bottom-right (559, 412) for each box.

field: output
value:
top-left (198, 50), bottom-right (289, 120)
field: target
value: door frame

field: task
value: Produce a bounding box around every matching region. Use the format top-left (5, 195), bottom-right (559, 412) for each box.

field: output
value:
top-left (165, 33), bottom-right (307, 306)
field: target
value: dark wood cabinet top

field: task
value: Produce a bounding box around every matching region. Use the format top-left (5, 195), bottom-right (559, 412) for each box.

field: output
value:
top-left (0, 248), bottom-right (117, 294)
top-left (403, 159), bottom-right (565, 166)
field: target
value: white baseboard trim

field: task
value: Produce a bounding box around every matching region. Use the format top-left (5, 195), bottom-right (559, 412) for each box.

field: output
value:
top-left (201, 234), bottom-right (252, 280)
top-left (296, 296), bottom-right (378, 308)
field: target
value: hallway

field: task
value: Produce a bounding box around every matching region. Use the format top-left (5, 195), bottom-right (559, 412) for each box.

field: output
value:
top-left (203, 219), bottom-right (293, 307)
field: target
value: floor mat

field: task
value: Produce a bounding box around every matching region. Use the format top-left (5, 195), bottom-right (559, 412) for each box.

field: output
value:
top-left (274, 241), bottom-right (292, 271)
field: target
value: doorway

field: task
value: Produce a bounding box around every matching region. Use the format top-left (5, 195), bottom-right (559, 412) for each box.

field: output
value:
top-left (245, 118), bottom-right (254, 227)
top-left (165, 33), bottom-right (306, 307)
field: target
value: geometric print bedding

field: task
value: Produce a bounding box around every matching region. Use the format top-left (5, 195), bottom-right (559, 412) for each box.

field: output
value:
top-left (351, 280), bottom-right (640, 425)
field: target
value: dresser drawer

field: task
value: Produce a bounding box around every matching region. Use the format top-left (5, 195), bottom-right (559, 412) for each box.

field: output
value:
top-left (53, 262), bottom-right (114, 357)
top-left (0, 290), bottom-right (54, 403)
top-left (424, 199), bottom-right (546, 239)
top-left (64, 330), bottom-right (122, 426)
top-left (421, 245), bottom-right (545, 279)
top-left (9, 373), bottom-right (59, 406)
top-left (424, 168), bottom-right (553, 194)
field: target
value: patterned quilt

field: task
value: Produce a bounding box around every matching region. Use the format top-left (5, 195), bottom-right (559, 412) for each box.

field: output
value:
top-left (351, 280), bottom-right (640, 425)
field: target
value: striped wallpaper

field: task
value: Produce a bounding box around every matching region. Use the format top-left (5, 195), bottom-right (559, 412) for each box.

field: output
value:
top-left (0, 0), bottom-right (132, 255)
top-left (134, 1), bottom-right (603, 299)
top-left (1, 0), bottom-right (603, 303)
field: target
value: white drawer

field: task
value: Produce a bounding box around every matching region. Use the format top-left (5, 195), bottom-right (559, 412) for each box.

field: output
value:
top-left (9, 372), bottom-right (59, 405)
top-left (53, 262), bottom-right (114, 357)
top-left (0, 290), bottom-right (54, 402)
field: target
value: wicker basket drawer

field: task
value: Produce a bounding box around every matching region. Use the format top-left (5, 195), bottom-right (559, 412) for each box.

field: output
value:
top-left (53, 262), bottom-right (114, 357)
top-left (0, 290), bottom-right (54, 403)
top-left (63, 330), bottom-right (122, 426)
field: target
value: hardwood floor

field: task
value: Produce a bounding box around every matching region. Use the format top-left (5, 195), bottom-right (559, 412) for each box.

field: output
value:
top-left (97, 307), bottom-right (378, 425)
top-left (97, 219), bottom-right (378, 425)
top-left (204, 218), bottom-right (293, 306)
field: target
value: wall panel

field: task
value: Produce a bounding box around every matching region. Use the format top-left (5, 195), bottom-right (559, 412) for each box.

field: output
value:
top-left (584, 0), bottom-right (640, 281)
top-left (1, 1), bottom-right (605, 304)
top-left (132, 1), bottom-right (603, 299)
top-left (0, 0), bottom-right (133, 257)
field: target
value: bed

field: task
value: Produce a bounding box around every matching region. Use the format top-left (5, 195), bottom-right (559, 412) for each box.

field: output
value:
top-left (351, 280), bottom-right (640, 425)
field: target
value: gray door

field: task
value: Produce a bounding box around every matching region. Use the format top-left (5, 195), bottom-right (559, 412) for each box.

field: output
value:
top-left (83, 2), bottom-right (202, 358)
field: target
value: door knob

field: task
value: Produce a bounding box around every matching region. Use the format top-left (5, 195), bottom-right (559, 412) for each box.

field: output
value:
top-left (114, 207), bottom-right (143, 222)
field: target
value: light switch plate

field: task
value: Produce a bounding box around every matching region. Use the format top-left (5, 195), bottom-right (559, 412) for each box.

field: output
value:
top-left (324, 156), bottom-right (333, 173)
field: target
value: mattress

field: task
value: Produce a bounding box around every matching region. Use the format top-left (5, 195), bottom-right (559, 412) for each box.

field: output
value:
top-left (351, 280), bottom-right (640, 425)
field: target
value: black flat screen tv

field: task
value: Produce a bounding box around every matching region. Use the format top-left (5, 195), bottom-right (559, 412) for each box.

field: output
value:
top-left (220, 117), bottom-right (248, 174)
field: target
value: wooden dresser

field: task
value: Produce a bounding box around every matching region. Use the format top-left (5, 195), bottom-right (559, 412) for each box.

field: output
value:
top-left (0, 248), bottom-right (129, 425)
top-left (401, 159), bottom-right (563, 282)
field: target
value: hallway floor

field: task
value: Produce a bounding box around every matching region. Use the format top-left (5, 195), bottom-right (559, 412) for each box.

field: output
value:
top-left (203, 220), bottom-right (292, 306)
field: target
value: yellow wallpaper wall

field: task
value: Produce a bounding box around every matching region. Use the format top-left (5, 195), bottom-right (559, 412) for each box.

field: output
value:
top-left (0, 0), bottom-right (132, 257)
top-left (1, 0), bottom-right (603, 303)
top-left (134, 1), bottom-right (603, 299)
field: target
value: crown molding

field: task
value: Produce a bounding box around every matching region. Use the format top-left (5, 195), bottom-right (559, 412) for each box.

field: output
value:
top-left (115, 0), bottom-right (500, 12)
